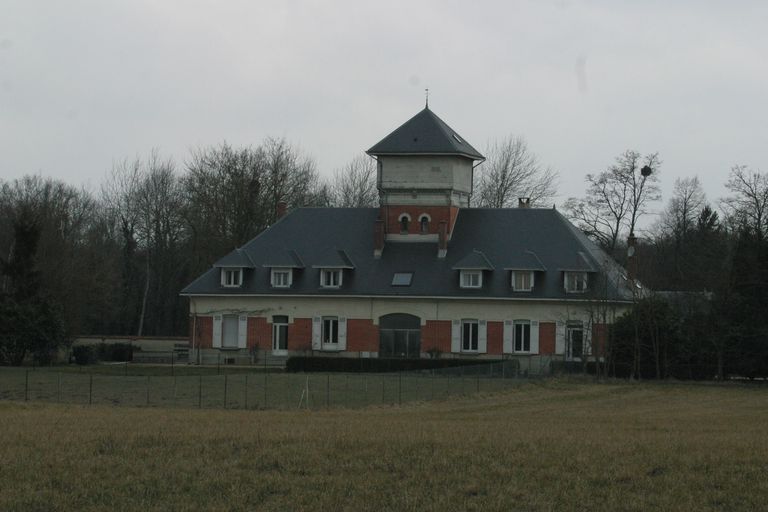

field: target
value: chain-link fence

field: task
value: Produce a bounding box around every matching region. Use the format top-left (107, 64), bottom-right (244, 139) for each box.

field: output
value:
top-left (0, 361), bottom-right (535, 410)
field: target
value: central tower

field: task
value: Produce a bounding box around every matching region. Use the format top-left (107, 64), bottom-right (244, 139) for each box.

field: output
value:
top-left (367, 107), bottom-right (484, 246)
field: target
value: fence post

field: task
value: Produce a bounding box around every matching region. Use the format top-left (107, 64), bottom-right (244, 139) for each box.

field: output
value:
top-left (264, 366), bottom-right (268, 408)
top-left (224, 374), bottom-right (228, 409)
top-left (89, 374), bottom-right (93, 405)
top-left (24, 370), bottom-right (29, 401)
top-left (198, 375), bottom-right (202, 409)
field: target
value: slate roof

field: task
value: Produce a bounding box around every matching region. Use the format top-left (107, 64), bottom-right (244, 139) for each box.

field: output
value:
top-left (367, 108), bottom-right (484, 160)
top-left (212, 248), bottom-right (255, 268)
top-left (452, 250), bottom-right (495, 270)
top-left (261, 249), bottom-right (304, 268)
top-left (181, 207), bottom-right (633, 302)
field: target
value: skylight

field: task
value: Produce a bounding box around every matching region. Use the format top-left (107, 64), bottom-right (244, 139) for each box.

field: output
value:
top-left (391, 272), bottom-right (413, 286)
top-left (452, 133), bottom-right (463, 143)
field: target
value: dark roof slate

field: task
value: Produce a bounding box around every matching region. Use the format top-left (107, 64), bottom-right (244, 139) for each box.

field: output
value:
top-left (181, 207), bottom-right (632, 302)
top-left (262, 249), bottom-right (305, 268)
top-left (367, 108), bottom-right (484, 160)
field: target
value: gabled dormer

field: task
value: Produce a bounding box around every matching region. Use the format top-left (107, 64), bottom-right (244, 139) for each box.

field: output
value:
top-left (262, 249), bottom-right (305, 289)
top-left (453, 249), bottom-right (494, 289)
top-left (312, 248), bottom-right (355, 290)
top-left (503, 250), bottom-right (547, 293)
top-left (213, 248), bottom-right (255, 288)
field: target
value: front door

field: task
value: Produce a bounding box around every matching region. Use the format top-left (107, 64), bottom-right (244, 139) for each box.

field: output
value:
top-left (272, 315), bottom-right (288, 355)
top-left (567, 322), bottom-right (584, 360)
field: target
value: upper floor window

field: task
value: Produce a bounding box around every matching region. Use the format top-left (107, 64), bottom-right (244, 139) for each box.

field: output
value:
top-left (511, 271), bottom-right (534, 292)
top-left (564, 272), bottom-right (588, 293)
top-left (419, 215), bottom-right (430, 234)
top-left (221, 268), bottom-right (243, 287)
top-left (320, 269), bottom-right (342, 288)
top-left (460, 270), bottom-right (482, 289)
top-left (271, 268), bottom-right (292, 288)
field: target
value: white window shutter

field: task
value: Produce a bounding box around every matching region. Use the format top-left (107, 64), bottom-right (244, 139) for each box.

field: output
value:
top-left (338, 317), bottom-right (347, 351)
top-left (503, 320), bottom-right (513, 353)
top-left (312, 316), bottom-right (321, 350)
top-left (238, 315), bottom-right (248, 348)
top-left (451, 320), bottom-right (461, 353)
top-left (478, 320), bottom-right (487, 353)
top-left (212, 315), bottom-right (223, 348)
top-left (555, 322), bottom-right (565, 355)
top-left (584, 322), bottom-right (593, 355)
top-left (530, 321), bottom-right (540, 354)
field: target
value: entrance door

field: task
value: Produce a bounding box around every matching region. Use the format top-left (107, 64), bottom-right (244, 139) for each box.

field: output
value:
top-left (379, 314), bottom-right (421, 358)
top-left (272, 315), bottom-right (288, 355)
top-left (567, 322), bottom-right (584, 360)
top-left (222, 315), bottom-right (239, 348)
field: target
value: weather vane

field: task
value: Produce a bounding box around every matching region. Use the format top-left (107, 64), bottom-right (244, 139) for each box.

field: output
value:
top-left (425, 88), bottom-right (429, 108)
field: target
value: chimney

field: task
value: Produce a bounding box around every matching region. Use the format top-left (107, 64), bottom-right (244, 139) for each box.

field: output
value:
top-left (437, 220), bottom-right (448, 258)
top-left (373, 219), bottom-right (384, 258)
top-left (276, 201), bottom-right (288, 219)
top-left (518, 197), bottom-right (531, 208)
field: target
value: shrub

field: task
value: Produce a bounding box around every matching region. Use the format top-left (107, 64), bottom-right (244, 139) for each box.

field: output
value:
top-left (72, 345), bottom-right (96, 365)
top-left (285, 356), bottom-right (498, 373)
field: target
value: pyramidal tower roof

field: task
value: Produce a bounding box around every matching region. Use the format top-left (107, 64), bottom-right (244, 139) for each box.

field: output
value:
top-left (367, 107), bottom-right (484, 160)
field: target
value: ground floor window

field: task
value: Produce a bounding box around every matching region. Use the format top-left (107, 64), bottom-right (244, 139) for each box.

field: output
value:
top-left (462, 320), bottom-right (479, 352)
top-left (322, 316), bottom-right (338, 346)
top-left (514, 320), bottom-right (531, 352)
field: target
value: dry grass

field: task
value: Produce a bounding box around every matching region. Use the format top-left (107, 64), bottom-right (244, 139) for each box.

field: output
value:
top-left (1, 380), bottom-right (767, 511)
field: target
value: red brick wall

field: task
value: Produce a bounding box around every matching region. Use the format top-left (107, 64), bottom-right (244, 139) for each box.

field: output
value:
top-left (487, 321), bottom-right (503, 355)
top-left (539, 322), bottom-right (556, 355)
top-left (193, 316), bottom-right (213, 349)
top-left (249, 317), bottom-right (270, 350)
top-left (382, 205), bottom-right (460, 235)
top-left (347, 319), bottom-right (378, 352)
top-left (289, 318), bottom-right (312, 351)
top-left (422, 320), bottom-right (452, 353)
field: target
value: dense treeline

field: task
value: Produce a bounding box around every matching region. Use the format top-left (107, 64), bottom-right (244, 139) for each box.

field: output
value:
top-left (566, 162), bottom-right (768, 379)
top-left (0, 140), bottom-right (353, 363)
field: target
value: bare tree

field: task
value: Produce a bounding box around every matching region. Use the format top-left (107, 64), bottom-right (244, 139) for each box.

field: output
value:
top-left (659, 177), bottom-right (706, 240)
top-left (563, 150), bottom-right (661, 253)
top-left (722, 165), bottom-right (768, 239)
top-left (473, 136), bottom-right (558, 208)
top-left (329, 154), bottom-right (378, 207)
top-left (262, 137), bottom-right (320, 221)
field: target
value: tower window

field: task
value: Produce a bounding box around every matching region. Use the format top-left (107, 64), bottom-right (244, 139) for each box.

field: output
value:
top-left (419, 215), bottom-right (430, 234)
top-left (398, 214), bottom-right (411, 234)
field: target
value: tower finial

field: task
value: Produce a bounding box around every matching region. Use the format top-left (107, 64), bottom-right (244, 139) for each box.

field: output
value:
top-left (425, 87), bottom-right (429, 109)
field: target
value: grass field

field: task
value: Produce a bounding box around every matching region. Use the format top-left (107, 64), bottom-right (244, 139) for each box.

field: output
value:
top-left (0, 365), bottom-right (521, 410)
top-left (1, 380), bottom-right (767, 511)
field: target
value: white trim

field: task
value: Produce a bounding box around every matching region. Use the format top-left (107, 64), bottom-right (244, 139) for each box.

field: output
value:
top-left (459, 270), bottom-right (482, 289)
top-left (212, 314), bottom-right (222, 348)
top-left (181, 292), bottom-right (632, 305)
top-left (503, 320), bottom-right (513, 353)
top-left (311, 316), bottom-right (322, 349)
top-left (477, 320), bottom-right (487, 354)
top-left (237, 315), bottom-right (248, 348)
top-left (451, 320), bottom-right (461, 353)
top-left (270, 268), bottom-right (292, 288)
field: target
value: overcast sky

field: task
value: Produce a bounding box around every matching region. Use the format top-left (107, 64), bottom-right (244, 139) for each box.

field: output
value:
top-left (1, 1), bottom-right (766, 216)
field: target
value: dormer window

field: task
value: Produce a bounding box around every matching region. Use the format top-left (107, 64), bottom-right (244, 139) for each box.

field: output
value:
top-left (511, 271), bottom-right (534, 292)
top-left (271, 268), bottom-right (292, 288)
top-left (320, 269), bottom-right (342, 288)
top-left (460, 270), bottom-right (482, 289)
top-left (221, 268), bottom-right (243, 287)
top-left (564, 272), bottom-right (588, 293)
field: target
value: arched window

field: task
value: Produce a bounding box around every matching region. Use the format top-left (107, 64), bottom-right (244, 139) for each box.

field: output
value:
top-left (419, 215), bottom-right (430, 234)
top-left (399, 214), bottom-right (410, 234)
